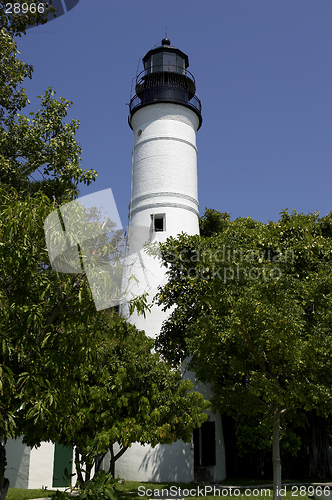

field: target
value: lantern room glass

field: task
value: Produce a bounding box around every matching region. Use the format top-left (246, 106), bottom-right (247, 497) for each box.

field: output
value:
top-left (144, 52), bottom-right (186, 75)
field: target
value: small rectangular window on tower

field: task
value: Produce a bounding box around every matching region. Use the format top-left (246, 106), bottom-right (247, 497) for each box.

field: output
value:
top-left (153, 214), bottom-right (165, 232)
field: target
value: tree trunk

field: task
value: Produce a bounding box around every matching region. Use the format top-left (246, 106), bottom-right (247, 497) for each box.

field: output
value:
top-left (108, 444), bottom-right (128, 478)
top-left (0, 443), bottom-right (9, 500)
top-left (109, 445), bottom-right (115, 478)
top-left (75, 448), bottom-right (84, 485)
top-left (85, 461), bottom-right (93, 482)
top-left (272, 409), bottom-right (282, 500)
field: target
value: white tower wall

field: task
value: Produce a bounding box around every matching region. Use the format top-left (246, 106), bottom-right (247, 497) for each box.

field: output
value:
top-left (115, 101), bottom-right (202, 482)
top-left (124, 102), bottom-right (200, 338)
top-left (129, 102), bottom-right (200, 243)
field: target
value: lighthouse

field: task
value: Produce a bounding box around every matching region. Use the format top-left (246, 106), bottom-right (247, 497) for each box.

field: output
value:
top-left (114, 39), bottom-right (226, 483)
top-left (128, 36), bottom-right (202, 241)
top-left (123, 38), bottom-right (202, 337)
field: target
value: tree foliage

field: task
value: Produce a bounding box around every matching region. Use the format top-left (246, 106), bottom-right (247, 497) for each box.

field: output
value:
top-left (156, 208), bottom-right (332, 498)
top-left (0, 1), bottom-right (97, 197)
top-left (0, 0), bottom-right (99, 459)
top-left (0, 7), bottom-right (209, 498)
top-left (22, 322), bottom-right (209, 483)
top-left (0, 5), bottom-right (100, 496)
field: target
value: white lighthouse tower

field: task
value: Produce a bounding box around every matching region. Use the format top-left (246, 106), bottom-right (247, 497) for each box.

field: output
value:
top-left (128, 37), bottom-right (201, 238)
top-left (124, 38), bottom-right (201, 336)
top-left (114, 39), bottom-right (226, 483)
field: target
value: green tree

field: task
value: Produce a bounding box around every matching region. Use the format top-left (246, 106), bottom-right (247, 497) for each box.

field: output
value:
top-left (22, 321), bottom-right (209, 484)
top-left (156, 209), bottom-right (332, 499)
top-left (0, 10), bottom-right (209, 500)
top-left (0, 188), bottom-right (102, 498)
top-left (0, 4), bottom-right (100, 497)
top-left (0, 1), bottom-right (96, 198)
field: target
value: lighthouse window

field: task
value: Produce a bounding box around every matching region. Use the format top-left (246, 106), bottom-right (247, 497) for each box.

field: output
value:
top-left (145, 57), bottom-right (152, 74)
top-left (177, 56), bottom-right (186, 74)
top-left (165, 53), bottom-right (177, 72)
top-left (154, 214), bottom-right (165, 232)
top-left (152, 53), bottom-right (163, 73)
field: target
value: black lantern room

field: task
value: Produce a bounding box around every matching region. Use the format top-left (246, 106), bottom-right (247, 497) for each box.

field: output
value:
top-left (129, 39), bottom-right (202, 129)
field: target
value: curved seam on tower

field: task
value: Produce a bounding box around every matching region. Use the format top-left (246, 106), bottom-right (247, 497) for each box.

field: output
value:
top-left (129, 202), bottom-right (199, 218)
top-left (133, 136), bottom-right (198, 154)
top-left (129, 191), bottom-right (199, 210)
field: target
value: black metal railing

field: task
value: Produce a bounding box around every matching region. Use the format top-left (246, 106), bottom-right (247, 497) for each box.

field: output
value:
top-left (128, 65), bottom-right (202, 128)
top-left (128, 91), bottom-right (202, 116)
top-left (136, 66), bottom-right (196, 85)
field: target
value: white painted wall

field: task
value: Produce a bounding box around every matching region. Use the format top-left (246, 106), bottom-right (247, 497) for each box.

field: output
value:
top-left (104, 441), bottom-right (194, 483)
top-left (5, 437), bottom-right (31, 489)
top-left (29, 442), bottom-right (55, 489)
top-left (124, 102), bottom-right (200, 338)
top-left (5, 440), bottom-right (76, 490)
top-left (187, 373), bottom-right (227, 482)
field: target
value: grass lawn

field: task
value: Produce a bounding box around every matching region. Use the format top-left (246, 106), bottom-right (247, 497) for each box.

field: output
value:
top-left (7, 479), bottom-right (332, 500)
top-left (6, 489), bottom-right (56, 500)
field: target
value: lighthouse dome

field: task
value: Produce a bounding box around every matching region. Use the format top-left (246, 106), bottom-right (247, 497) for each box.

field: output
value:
top-left (128, 39), bottom-right (202, 129)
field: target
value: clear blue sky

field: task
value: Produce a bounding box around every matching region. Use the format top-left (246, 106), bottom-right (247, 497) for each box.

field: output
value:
top-left (18, 0), bottom-right (332, 227)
